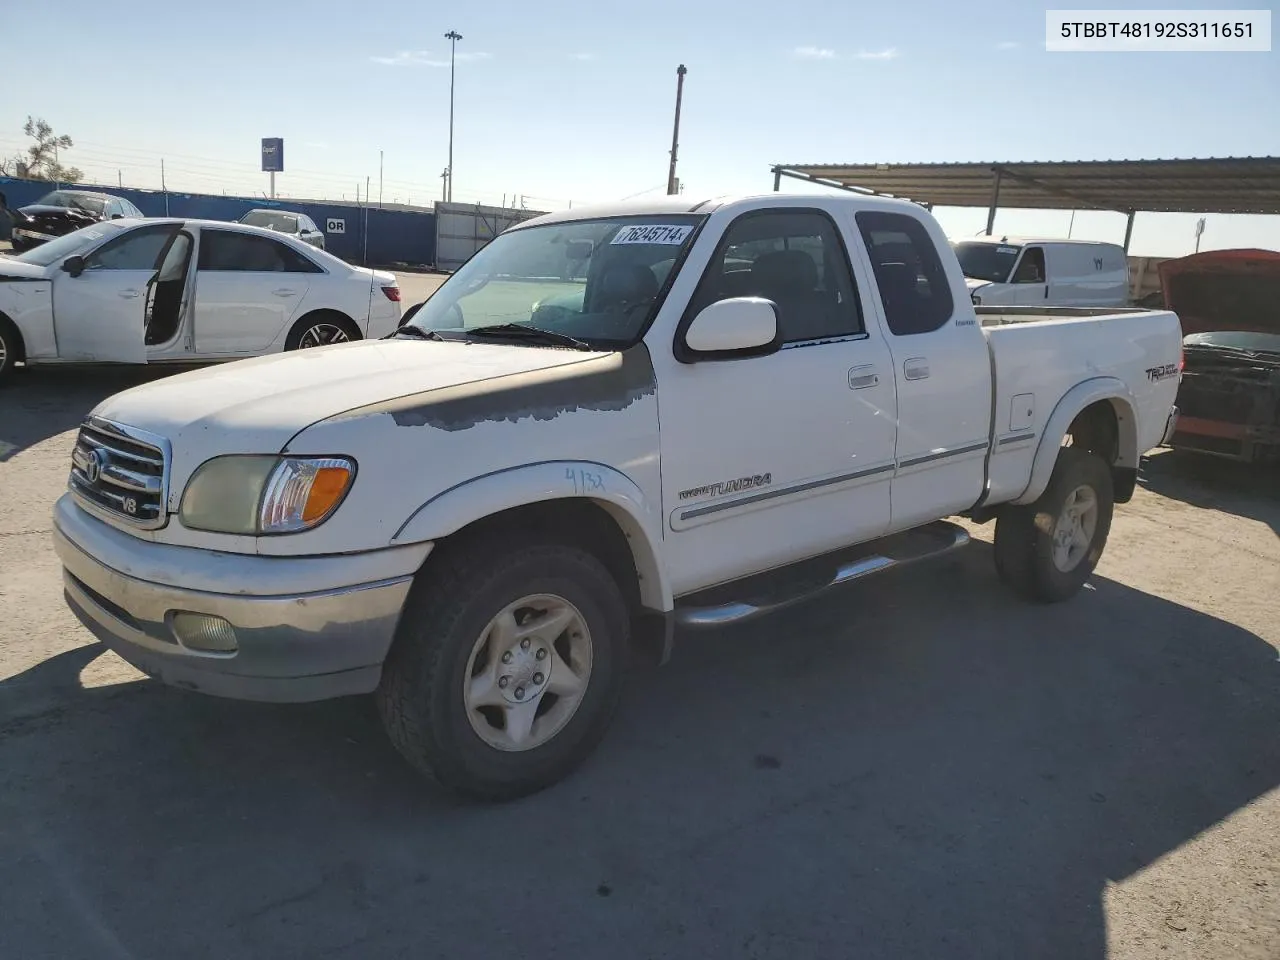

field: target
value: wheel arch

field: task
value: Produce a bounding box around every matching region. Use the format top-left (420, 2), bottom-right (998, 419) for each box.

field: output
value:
top-left (1012, 378), bottom-right (1139, 506)
top-left (392, 461), bottom-right (671, 612)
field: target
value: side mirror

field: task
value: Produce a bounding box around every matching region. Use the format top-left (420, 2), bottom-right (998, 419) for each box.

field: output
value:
top-left (62, 255), bottom-right (86, 278)
top-left (682, 297), bottom-right (780, 360)
top-left (110, 213), bottom-right (124, 220)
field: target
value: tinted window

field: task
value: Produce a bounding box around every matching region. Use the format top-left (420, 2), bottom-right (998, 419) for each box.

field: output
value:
top-left (855, 211), bottom-right (954, 336)
top-left (85, 224), bottom-right (179, 270)
top-left (954, 241), bottom-right (1021, 283)
top-left (197, 230), bottom-right (322, 273)
top-left (686, 209), bottom-right (863, 343)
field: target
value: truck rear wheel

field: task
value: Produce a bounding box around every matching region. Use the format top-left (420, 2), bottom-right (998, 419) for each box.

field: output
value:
top-left (993, 446), bottom-right (1114, 603)
top-left (375, 534), bottom-right (629, 801)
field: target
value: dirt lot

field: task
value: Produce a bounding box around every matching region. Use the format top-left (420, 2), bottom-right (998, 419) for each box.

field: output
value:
top-left (1, 356), bottom-right (1277, 959)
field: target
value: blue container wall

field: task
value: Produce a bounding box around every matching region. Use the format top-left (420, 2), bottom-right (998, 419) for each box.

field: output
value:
top-left (0, 177), bottom-right (435, 267)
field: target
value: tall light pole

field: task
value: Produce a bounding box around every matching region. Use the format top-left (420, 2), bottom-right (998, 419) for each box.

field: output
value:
top-left (445, 30), bottom-right (462, 203)
top-left (667, 64), bottom-right (687, 195)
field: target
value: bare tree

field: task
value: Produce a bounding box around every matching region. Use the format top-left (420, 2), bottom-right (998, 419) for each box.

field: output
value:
top-left (2, 117), bottom-right (84, 182)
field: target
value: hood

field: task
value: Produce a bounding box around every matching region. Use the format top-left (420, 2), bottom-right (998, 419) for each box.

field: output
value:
top-left (1158, 249), bottom-right (1280, 338)
top-left (92, 338), bottom-right (613, 491)
top-left (0, 258), bottom-right (50, 280)
top-left (19, 203), bottom-right (101, 222)
top-left (965, 277), bottom-right (993, 293)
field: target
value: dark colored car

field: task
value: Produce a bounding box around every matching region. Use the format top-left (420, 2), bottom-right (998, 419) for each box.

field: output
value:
top-left (1161, 248), bottom-right (1280, 464)
top-left (9, 190), bottom-right (145, 252)
top-left (236, 208), bottom-right (326, 250)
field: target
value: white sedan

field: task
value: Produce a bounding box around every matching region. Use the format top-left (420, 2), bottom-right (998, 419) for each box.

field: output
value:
top-left (0, 218), bottom-right (402, 382)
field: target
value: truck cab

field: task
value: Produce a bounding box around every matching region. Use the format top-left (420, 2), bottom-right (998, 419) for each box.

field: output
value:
top-left (953, 237), bottom-right (1129, 307)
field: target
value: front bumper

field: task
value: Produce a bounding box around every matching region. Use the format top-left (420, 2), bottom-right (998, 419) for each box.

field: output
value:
top-left (12, 227), bottom-right (58, 244)
top-left (53, 494), bottom-right (431, 703)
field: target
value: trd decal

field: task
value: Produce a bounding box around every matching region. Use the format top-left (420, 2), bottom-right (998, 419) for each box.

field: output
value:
top-left (679, 472), bottom-right (772, 501)
top-left (1145, 363), bottom-right (1180, 382)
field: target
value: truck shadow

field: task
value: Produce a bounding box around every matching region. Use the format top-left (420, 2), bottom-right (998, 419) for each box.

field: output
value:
top-left (1, 545), bottom-right (1276, 960)
top-left (0, 366), bottom-right (207, 463)
top-left (1139, 448), bottom-right (1280, 536)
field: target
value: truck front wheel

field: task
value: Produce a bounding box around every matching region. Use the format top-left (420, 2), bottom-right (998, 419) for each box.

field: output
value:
top-left (993, 446), bottom-right (1115, 603)
top-left (375, 535), bottom-right (629, 801)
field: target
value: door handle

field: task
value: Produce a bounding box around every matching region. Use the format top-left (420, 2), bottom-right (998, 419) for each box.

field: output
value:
top-left (904, 358), bottom-right (930, 380)
top-left (272, 288), bottom-right (298, 297)
top-left (848, 364), bottom-right (880, 390)
top-left (118, 289), bottom-right (140, 299)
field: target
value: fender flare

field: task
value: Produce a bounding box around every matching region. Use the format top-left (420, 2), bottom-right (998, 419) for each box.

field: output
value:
top-left (1011, 377), bottom-right (1139, 506)
top-left (391, 460), bottom-right (672, 611)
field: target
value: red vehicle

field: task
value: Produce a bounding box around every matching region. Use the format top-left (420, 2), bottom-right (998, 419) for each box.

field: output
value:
top-left (1162, 249), bottom-right (1280, 464)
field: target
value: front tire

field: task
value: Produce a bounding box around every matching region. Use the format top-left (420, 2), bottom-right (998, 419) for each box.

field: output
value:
top-left (0, 316), bottom-right (22, 385)
top-left (993, 446), bottom-right (1114, 603)
top-left (376, 534), bottom-right (630, 801)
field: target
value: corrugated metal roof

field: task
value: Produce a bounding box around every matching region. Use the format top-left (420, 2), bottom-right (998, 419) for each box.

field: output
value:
top-left (772, 158), bottom-right (1280, 215)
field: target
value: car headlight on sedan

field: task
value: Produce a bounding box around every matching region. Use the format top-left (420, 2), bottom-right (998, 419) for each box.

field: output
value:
top-left (179, 455), bottom-right (356, 535)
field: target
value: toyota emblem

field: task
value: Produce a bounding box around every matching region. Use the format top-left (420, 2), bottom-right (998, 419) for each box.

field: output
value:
top-left (84, 449), bottom-right (103, 484)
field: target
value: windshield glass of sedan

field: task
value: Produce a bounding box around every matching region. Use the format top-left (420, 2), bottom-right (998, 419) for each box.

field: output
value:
top-left (408, 216), bottom-right (703, 345)
top-left (242, 211), bottom-right (299, 232)
top-left (953, 241), bottom-right (1021, 283)
top-left (38, 191), bottom-right (107, 215)
top-left (10, 222), bottom-right (126, 266)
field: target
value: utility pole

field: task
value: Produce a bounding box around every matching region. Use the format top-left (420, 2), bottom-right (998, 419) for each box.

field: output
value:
top-left (445, 30), bottom-right (463, 203)
top-left (667, 64), bottom-right (687, 195)
top-left (379, 150), bottom-right (384, 208)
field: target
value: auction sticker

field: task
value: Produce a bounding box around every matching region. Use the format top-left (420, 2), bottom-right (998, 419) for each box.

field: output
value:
top-left (611, 224), bottom-right (693, 245)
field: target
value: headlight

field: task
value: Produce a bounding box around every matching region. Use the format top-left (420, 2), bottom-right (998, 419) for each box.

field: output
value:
top-left (179, 455), bottom-right (355, 535)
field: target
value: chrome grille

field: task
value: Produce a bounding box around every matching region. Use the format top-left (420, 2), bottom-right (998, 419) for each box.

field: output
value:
top-left (68, 417), bottom-right (170, 529)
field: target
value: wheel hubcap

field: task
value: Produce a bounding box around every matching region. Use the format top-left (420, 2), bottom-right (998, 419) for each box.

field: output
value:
top-left (298, 323), bottom-right (349, 349)
top-left (463, 594), bottom-right (592, 752)
top-left (1051, 484), bottom-right (1098, 572)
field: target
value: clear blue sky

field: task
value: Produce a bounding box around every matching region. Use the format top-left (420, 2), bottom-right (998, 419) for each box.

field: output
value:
top-left (3, 0), bottom-right (1277, 256)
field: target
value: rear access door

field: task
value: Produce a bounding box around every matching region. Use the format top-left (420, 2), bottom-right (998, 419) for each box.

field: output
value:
top-left (852, 209), bottom-right (993, 531)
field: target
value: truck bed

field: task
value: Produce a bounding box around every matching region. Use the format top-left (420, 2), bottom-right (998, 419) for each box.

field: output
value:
top-left (977, 306), bottom-right (1183, 504)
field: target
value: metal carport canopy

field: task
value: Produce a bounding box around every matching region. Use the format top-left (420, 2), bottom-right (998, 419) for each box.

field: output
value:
top-left (770, 157), bottom-right (1280, 250)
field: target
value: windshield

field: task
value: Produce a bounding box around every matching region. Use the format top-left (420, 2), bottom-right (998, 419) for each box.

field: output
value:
top-left (241, 211), bottom-right (300, 232)
top-left (953, 241), bottom-right (1021, 283)
top-left (36, 191), bottom-right (107, 216)
top-left (10, 221), bottom-right (127, 266)
top-left (407, 215), bottom-right (704, 346)
top-left (1184, 330), bottom-right (1280, 355)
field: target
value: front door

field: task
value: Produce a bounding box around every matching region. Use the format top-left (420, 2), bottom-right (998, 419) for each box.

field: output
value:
top-left (191, 228), bottom-right (316, 355)
top-left (1007, 244), bottom-right (1048, 304)
top-left (854, 209), bottom-right (993, 532)
top-left (656, 207), bottom-right (899, 596)
top-left (51, 222), bottom-right (181, 363)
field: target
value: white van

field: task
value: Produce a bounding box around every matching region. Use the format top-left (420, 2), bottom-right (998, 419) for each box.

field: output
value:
top-left (951, 237), bottom-right (1129, 307)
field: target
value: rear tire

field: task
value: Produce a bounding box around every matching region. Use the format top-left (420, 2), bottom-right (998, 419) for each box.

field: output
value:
top-left (375, 533), bottom-right (630, 802)
top-left (284, 312), bottom-right (360, 351)
top-left (993, 446), bottom-right (1114, 603)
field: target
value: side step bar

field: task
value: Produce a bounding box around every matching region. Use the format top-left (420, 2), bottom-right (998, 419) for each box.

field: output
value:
top-left (673, 520), bottom-right (971, 629)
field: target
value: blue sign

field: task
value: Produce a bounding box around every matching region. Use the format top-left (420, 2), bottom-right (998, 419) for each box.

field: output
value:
top-left (261, 138), bottom-right (284, 173)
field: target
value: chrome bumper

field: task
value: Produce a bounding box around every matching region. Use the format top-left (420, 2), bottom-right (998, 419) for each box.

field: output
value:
top-left (1160, 404), bottom-right (1180, 446)
top-left (53, 494), bottom-right (430, 703)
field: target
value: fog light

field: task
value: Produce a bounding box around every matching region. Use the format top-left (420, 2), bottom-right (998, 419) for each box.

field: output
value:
top-left (169, 612), bottom-right (239, 653)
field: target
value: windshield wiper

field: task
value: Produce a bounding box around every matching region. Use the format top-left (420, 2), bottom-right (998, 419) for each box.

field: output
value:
top-left (387, 325), bottom-right (446, 341)
top-left (465, 323), bottom-right (593, 350)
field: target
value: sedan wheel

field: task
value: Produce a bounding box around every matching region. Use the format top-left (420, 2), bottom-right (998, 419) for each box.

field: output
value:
top-left (297, 323), bottom-right (350, 349)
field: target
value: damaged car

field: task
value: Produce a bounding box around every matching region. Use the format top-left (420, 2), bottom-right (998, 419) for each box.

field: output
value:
top-left (1161, 248), bottom-right (1280, 464)
top-left (9, 189), bottom-right (145, 252)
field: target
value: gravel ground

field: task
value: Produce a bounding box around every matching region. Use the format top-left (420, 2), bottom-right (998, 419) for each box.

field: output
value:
top-left (0, 358), bottom-right (1277, 960)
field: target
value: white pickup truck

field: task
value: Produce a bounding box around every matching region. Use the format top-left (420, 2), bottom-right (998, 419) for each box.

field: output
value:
top-left (53, 193), bottom-right (1183, 801)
